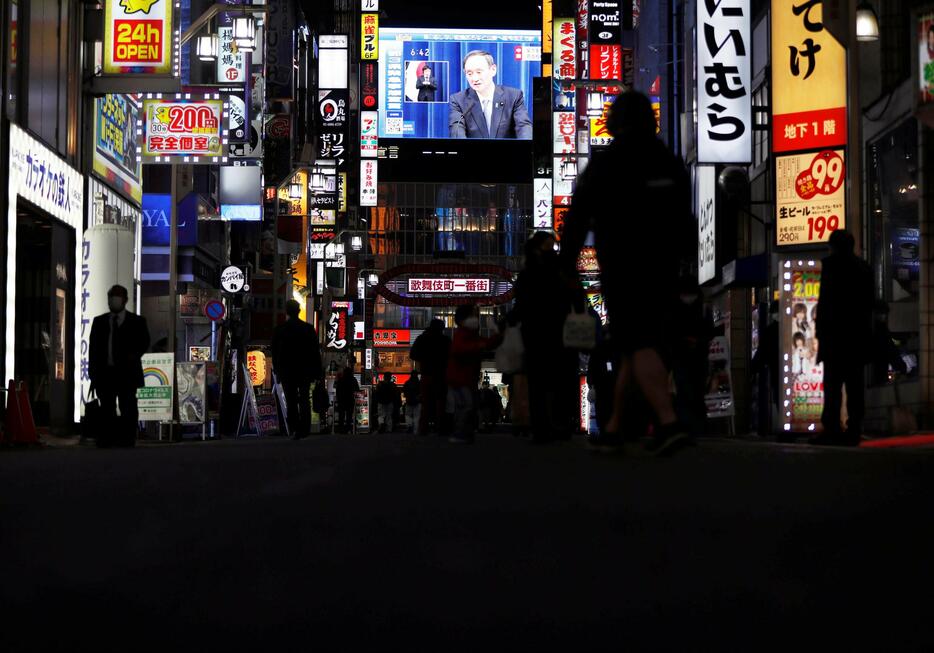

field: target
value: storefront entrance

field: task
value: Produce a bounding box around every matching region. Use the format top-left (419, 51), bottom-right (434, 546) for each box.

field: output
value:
top-left (14, 205), bottom-right (75, 432)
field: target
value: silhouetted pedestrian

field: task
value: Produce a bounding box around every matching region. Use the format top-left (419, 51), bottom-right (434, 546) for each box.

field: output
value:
top-left (479, 380), bottom-right (503, 430)
top-left (671, 277), bottom-right (713, 436)
top-left (410, 318), bottom-right (451, 436)
top-left (403, 372), bottom-right (422, 433)
top-left (335, 367), bottom-right (360, 433)
top-left (561, 91), bottom-right (694, 455)
top-left (513, 231), bottom-right (578, 443)
top-left (446, 305), bottom-right (501, 444)
top-left (88, 284), bottom-right (150, 447)
top-left (375, 372), bottom-right (400, 433)
top-left (813, 230), bottom-right (873, 445)
top-left (272, 299), bottom-right (323, 440)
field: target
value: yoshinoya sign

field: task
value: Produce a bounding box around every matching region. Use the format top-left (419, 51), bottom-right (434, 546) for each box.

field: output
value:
top-left (696, 165), bottom-right (717, 284)
top-left (372, 329), bottom-right (411, 347)
top-left (696, 0), bottom-right (751, 163)
top-left (104, 0), bottom-right (175, 75)
top-left (141, 98), bottom-right (227, 161)
top-left (407, 278), bottom-right (492, 293)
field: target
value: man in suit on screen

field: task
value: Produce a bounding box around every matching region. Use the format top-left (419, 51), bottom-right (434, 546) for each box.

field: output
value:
top-left (448, 50), bottom-right (532, 139)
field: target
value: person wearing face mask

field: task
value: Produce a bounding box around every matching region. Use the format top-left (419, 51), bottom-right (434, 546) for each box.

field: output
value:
top-left (88, 285), bottom-right (150, 447)
top-left (445, 304), bottom-right (502, 444)
top-left (512, 231), bottom-right (578, 443)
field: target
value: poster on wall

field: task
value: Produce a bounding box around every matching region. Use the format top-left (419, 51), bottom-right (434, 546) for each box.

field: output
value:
top-left (104, 0), bottom-right (174, 75)
top-left (917, 12), bottom-right (934, 127)
top-left (776, 149), bottom-right (845, 246)
top-left (138, 353), bottom-right (174, 421)
top-left (141, 98), bottom-right (226, 160)
top-left (355, 387), bottom-right (371, 431)
top-left (704, 336), bottom-right (735, 419)
top-left (771, 0), bottom-right (846, 153)
top-left (780, 259), bottom-right (824, 432)
top-left (176, 362), bottom-right (206, 424)
top-left (93, 95), bottom-right (142, 204)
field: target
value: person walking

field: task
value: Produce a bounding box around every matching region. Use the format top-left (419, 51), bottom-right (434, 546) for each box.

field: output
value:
top-left (402, 372), bottom-right (422, 433)
top-left (479, 380), bottom-right (503, 431)
top-left (272, 299), bottom-right (323, 440)
top-left (560, 91), bottom-right (694, 455)
top-left (409, 318), bottom-right (451, 436)
top-left (446, 305), bottom-right (502, 444)
top-left (671, 277), bottom-right (713, 436)
top-left (88, 285), bottom-right (150, 447)
top-left (374, 372), bottom-right (400, 433)
top-left (812, 230), bottom-right (873, 445)
top-left (334, 367), bottom-right (360, 433)
top-left (513, 231), bottom-right (578, 443)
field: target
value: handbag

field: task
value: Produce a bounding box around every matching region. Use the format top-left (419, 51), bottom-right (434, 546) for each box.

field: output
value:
top-left (563, 309), bottom-right (597, 351)
top-left (495, 324), bottom-right (525, 374)
top-left (82, 389), bottom-right (106, 443)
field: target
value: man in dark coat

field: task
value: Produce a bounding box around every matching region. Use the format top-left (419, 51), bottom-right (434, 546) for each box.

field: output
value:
top-left (272, 299), bottom-right (323, 440)
top-left (814, 230), bottom-right (873, 445)
top-left (334, 367), bottom-right (360, 433)
top-left (88, 284), bottom-right (150, 446)
top-left (410, 318), bottom-right (451, 436)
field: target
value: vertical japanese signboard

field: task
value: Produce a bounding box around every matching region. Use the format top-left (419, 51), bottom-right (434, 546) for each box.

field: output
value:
top-left (696, 165), bottom-right (717, 283)
top-left (917, 12), bottom-right (934, 128)
top-left (326, 305), bottom-right (349, 350)
top-left (104, 0), bottom-right (174, 75)
top-left (317, 90), bottom-right (349, 169)
top-left (553, 111), bottom-right (576, 153)
top-left (361, 13), bottom-right (379, 60)
top-left (360, 160), bottom-right (377, 206)
top-left (266, 0), bottom-right (295, 100)
top-left (554, 18), bottom-right (576, 79)
top-left (776, 149), bottom-right (845, 245)
top-left (217, 27), bottom-right (247, 83)
top-left (534, 178), bottom-right (553, 229)
top-left (771, 0), bottom-right (846, 154)
top-left (780, 259), bottom-right (824, 432)
top-left (588, 0), bottom-right (621, 81)
top-left (696, 0), bottom-right (751, 163)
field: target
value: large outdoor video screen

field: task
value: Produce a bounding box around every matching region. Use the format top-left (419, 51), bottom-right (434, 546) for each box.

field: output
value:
top-left (378, 28), bottom-right (541, 140)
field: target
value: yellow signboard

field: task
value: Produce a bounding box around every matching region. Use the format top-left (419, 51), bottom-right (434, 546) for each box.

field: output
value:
top-left (104, 0), bottom-right (174, 75)
top-left (771, 0), bottom-right (846, 153)
top-left (247, 350), bottom-right (267, 386)
top-left (776, 149), bottom-right (846, 245)
top-left (543, 0), bottom-right (553, 54)
top-left (361, 13), bottom-right (379, 60)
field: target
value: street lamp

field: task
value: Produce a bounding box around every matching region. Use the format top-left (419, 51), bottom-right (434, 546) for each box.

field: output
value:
top-left (586, 92), bottom-right (605, 117)
top-left (196, 35), bottom-right (218, 61)
top-left (310, 171), bottom-right (326, 190)
top-left (351, 235), bottom-right (363, 251)
top-left (288, 180), bottom-right (303, 199)
top-left (233, 15), bottom-right (256, 51)
top-left (855, 2), bottom-right (880, 42)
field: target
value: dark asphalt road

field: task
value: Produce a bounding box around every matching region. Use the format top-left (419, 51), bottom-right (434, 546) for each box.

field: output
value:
top-left (2, 434), bottom-right (933, 650)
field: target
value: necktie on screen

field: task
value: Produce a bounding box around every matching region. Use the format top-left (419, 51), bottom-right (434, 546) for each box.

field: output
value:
top-left (109, 314), bottom-right (118, 366)
top-left (482, 99), bottom-right (492, 134)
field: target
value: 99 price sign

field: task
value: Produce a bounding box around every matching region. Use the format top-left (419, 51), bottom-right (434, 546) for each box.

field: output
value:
top-left (776, 149), bottom-right (846, 246)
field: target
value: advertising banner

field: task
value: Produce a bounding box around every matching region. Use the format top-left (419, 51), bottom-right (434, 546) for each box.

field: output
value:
top-left (771, 0), bottom-right (846, 153)
top-left (265, 0), bottom-right (295, 100)
top-left (138, 353), bottom-right (174, 421)
top-left (360, 159), bottom-right (378, 206)
top-left (355, 387), bottom-right (371, 431)
top-left (780, 259), bottom-right (824, 432)
top-left (589, 44), bottom-right (621, 80)
top-left (93, 95), bottom-right (142, 204)
top-left (249, 394), bottom-right (280, 436)
top-left (554, 18), bottom-right (576, 79)
top-left (589, 99), bottom-right (613, 146)
top-left (104, 0), bottom-right (174, 75)
top-left (407, 278), bottom-right (491, 293)
top-left (776, 149), bottom-right (845, 246)
top-left (918, 12), bottom-right (934, 127)
top-left (704, 336), bottom-right (735, 418)
top-left (696, 165), bottom-right (717, 283)
top-left (588, 0), bottom-right (622, 45)
top-left (141, 99), bottom-right (225, 160)
top-left (696, 0), bottom-right (751, 163)
top-left (217, 26), bottom-right (247, 83)
top-left (373, 329), bottom-right (411, 347)
top-left (176, 362), bottom-right (206, 424)
top-left (361, 61), bottom-right (379, 109)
